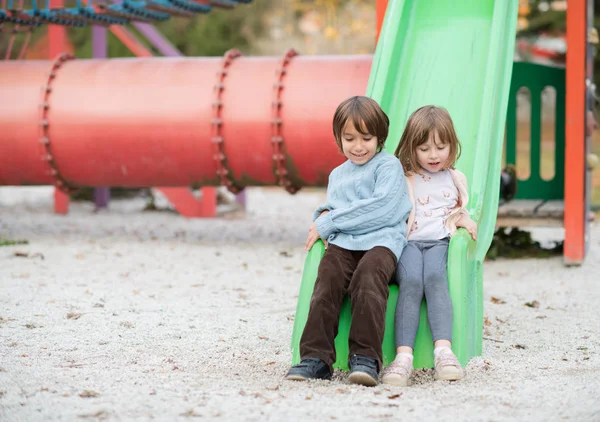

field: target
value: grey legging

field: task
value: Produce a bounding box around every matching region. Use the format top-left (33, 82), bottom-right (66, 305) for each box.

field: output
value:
top-left (394, 238), bottom-right (452, 348)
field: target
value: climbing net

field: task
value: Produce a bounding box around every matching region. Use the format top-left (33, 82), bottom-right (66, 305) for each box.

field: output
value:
top-left (0, 0), bottom-right (251, 59)
top-left (0, 0), bottom-right (251, 28)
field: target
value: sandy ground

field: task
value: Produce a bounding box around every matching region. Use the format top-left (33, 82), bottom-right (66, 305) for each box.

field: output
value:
top-left (0, 186), bottom-right (599, 422)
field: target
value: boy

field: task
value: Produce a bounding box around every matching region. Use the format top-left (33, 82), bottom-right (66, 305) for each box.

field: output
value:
top-left (285, 96), bottom-right (412, 386)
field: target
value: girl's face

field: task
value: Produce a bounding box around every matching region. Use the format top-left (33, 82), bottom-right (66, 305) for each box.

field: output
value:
top-left (416, 129), bottom-right (450, 173)
top-left (341, 120), bottom-right (378, 165)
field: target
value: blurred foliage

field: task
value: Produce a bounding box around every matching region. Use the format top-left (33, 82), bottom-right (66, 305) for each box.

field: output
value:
top-left (0, 238), bottom-right (29, 247)
top-left (518, 1), bottom-right (600, 91)
top-left (486, 227), bottom-right (563, 260)
top-left (518, 1), bottom-right (566, 35)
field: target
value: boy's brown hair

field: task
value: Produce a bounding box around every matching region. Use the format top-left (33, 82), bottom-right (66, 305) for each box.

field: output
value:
top-left (394, 105), bottom-right (461, 174)
top-left (332, 96), bottom-right (390, 152)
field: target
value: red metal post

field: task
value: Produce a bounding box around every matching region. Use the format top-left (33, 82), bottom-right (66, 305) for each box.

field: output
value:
top-left (564, 0), bottom-right (586, 264)
top-left (48, 0), bottom-right (70, 215)
top-left (376, 0), bottom-right (388, 42)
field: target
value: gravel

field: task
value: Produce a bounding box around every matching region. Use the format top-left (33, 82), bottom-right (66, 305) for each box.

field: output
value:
top-left (1, 186), bottom-right (598, 422)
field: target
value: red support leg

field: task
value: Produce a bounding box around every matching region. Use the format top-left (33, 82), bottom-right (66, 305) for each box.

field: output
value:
top-left (49, 0), bottom-right (70, 215)
top-left (53, 189), bottom-right (70, 214)
top-left (156, 187), bottom-right (216, 218)
top-left (564, 0), bottom-right (587, 264)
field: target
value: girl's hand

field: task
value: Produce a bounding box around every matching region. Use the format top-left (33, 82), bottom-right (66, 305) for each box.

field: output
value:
top-left (460, 217), bottom-right (478, 240)
top-left (305, 210), bottom-right (330, 251)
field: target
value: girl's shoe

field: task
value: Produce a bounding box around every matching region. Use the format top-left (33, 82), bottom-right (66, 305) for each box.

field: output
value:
top-left (381, 357), bottom-right (413, 386)
top-left (433, 349), bottom-right (464, 381)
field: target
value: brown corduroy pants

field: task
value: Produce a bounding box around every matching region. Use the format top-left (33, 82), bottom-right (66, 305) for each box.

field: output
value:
top-left (299, 244), bottom-right (397, 371)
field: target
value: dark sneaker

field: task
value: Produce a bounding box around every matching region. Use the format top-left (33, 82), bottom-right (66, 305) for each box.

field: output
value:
top-left (285, 358), bottom-right (332, 381)
top-left (348, 354), bottom-right (379, 386)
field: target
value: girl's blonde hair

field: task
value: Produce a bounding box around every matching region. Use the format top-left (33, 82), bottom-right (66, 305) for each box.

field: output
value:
top-left (394, 105), bottom-right (461, 174)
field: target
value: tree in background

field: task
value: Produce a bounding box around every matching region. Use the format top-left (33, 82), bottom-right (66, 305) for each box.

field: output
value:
top-left (258, 0), bottom-right (375, 55)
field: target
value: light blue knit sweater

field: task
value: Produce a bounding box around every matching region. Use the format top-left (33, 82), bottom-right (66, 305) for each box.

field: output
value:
top-left (314, 151), bottom-right (412, 260)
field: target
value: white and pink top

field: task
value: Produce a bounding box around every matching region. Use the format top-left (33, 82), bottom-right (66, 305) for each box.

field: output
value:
top-left (405, 168), bottom-right (470, 241)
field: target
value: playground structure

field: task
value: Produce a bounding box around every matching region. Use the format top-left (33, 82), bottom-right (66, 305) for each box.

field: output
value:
top-left (0, 0), bottom-right (251, 26)
top-left (0, 0), bottom-right (595, 369)
top-left (1, 0), bottom-right (257, 218)
top-left (0, 0), bottom-right (595, 265)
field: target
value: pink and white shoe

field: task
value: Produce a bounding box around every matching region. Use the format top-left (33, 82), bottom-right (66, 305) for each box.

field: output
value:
top-left (433, 348), bottom-right (464, 381)
top-left (381, 357), bottom-right (413, 386)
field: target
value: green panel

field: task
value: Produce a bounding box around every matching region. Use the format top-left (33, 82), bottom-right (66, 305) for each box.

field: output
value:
top-left (291, 0), bottom-right (518, 370)
top-left (506, 81), bottom-right (518, 167)
top-left (506, 62), bottom-right (566, 200)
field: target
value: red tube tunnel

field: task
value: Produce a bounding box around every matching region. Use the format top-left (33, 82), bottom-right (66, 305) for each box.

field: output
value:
top-left (0, 54), bottom-right (373, 191)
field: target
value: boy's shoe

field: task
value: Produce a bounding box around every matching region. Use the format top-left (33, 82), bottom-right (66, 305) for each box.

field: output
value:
top-left (285, 358), bottom-right (332, 381)
top-left (433, 348), bottom-right (464, 381)
top-left (348, 354), bottom-right (379, 386)
top-left (381, 357), bottom-right (413, 386)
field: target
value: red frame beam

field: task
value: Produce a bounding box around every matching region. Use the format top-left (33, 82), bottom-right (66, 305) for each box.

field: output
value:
top-left (564, 0), bottom-right (587, 264)
top-left (49, 0), bottom-right (70, 215)
top-left (376, 0), bottom-right (388, 42)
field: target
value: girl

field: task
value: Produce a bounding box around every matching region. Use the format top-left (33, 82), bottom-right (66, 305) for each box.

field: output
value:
top-left (382, 105), bottom-right (477, 386)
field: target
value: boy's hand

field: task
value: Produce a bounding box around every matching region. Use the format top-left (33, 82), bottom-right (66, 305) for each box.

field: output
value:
top-left (305, 222), bottom-right (321, 251)
top-left (305, 210), bottom-right (330, 251)
top-left (459, 216), bottom-right (478, 240)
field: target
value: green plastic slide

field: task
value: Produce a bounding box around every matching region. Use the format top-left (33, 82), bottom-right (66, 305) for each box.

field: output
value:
top-left (291, 0), bottom-right (518, 370)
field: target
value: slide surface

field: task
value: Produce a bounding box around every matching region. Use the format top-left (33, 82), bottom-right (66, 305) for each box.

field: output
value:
top-left (291, 0), bottom-right (518, 369)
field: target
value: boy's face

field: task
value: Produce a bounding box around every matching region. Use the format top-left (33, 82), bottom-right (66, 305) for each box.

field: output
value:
top-left (341, 120), bottom-right (378, 165)
top-left (416, 130), bottom-right (450, 173)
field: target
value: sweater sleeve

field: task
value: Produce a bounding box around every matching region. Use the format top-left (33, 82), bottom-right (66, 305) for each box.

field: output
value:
top-left (312, 171), bottom-right (334, 221)
top-left (313, 205), bottom-right (333, 221)
top-left (315, 159), bottom-right (408, 238)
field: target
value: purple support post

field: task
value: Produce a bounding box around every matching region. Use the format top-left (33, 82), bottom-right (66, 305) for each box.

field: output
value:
top-left (131, 23), bottom-right (182, 57)
top-left (235, 190), bottom-right (246, 208)
top-left (131, 22), bottom-right (247, 209)
top-left (93, 26), bottom-right (111, 211)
